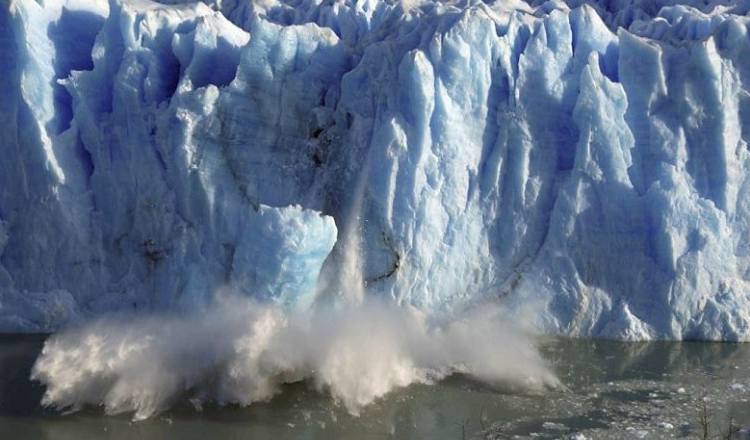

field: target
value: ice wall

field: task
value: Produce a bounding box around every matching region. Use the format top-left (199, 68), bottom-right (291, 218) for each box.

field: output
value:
top-left (3, 0), bottom-right (750, 340)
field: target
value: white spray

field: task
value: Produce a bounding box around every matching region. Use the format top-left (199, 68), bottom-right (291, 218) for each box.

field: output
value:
top-left (31, 293), bottom-right (557, 420)
top-left (333, 160), bottom-right (369, 305)
top-left (318, 130), bottom-right (374, 306)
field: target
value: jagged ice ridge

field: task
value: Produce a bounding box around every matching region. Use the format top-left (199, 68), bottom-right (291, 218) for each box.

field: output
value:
top-left (3, 0), bottom-right (750, 340)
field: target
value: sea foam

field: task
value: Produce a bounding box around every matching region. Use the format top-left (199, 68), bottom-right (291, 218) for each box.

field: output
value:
top-left (31, 292), bottom-right (556, 420)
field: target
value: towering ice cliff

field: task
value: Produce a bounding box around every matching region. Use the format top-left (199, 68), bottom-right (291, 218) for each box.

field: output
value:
top-left (3, 0), bottom-right (750, 340)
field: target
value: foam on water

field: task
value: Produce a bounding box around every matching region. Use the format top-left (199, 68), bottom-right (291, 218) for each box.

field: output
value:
top-left (31, 292), bottom-right (556, 420)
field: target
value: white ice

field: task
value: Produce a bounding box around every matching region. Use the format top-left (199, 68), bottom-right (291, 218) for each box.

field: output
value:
top-left (3, 0), bottom-right (750, 340)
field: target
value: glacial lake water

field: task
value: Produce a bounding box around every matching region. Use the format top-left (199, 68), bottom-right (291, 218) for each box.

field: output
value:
top-left (2, 334), bottom-right (750, 439)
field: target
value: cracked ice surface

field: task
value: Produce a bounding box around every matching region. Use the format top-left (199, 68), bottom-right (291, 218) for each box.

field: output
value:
top-left (3, 0), bottom-right (750, 339)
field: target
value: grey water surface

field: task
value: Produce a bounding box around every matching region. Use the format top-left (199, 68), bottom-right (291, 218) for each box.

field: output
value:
top-left (1, 335), bottom-right (750, 439)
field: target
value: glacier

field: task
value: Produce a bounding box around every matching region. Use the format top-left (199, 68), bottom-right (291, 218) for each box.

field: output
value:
top-left (3, 0), bottom-right (750, 340)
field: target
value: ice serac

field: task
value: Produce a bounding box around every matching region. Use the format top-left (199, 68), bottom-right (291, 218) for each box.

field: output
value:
top-left (1, 0), bottom-right (338, 330)
top-left (3, 0), bottom-right (750, 340)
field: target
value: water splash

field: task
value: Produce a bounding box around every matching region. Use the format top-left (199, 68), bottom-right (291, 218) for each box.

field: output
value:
top-left (31, 293), bottom-right (557, 420)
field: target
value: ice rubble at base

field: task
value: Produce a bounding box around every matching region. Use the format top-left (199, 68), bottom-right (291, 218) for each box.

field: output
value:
top-left (3, 0), bottom-right (750, 340)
